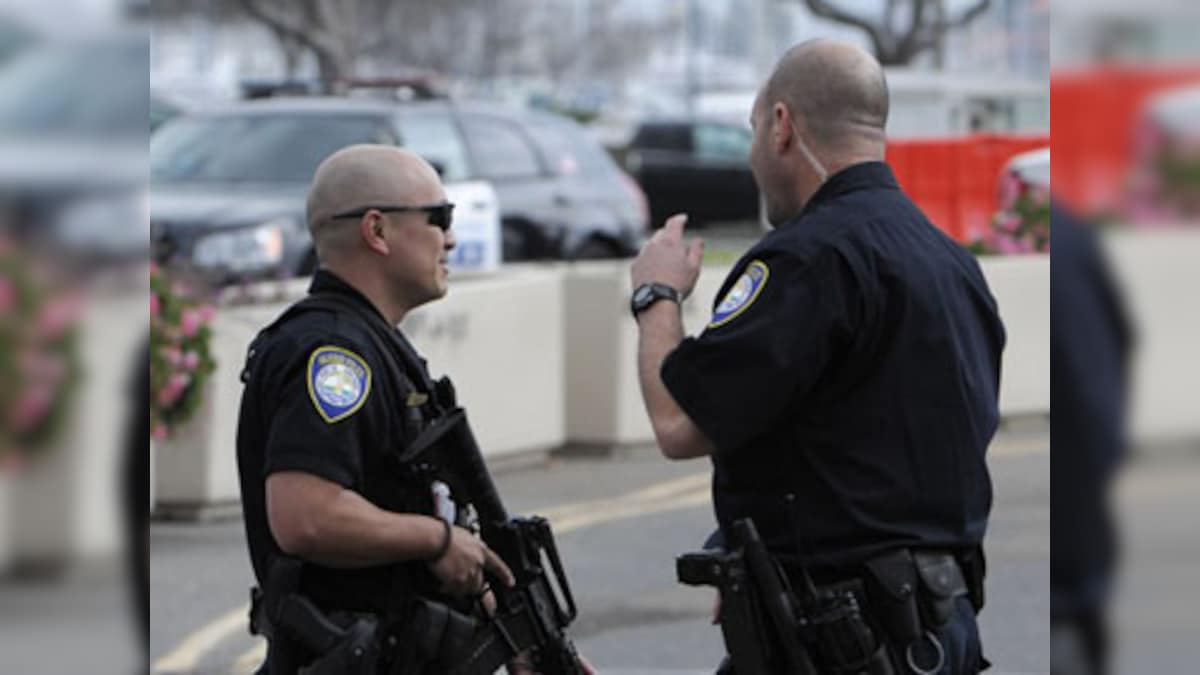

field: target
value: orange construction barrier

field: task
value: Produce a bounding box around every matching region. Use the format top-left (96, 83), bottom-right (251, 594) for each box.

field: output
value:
top-left (1052, 65), bottom-right (1200, 215)
top-left (887, 134), bottom-right (1049, 242)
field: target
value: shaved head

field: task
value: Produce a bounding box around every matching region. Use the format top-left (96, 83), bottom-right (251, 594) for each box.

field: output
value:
top-left (760, 38), bottom-right (888, 149)
top-left (306, 145), bottom-right (443, 259)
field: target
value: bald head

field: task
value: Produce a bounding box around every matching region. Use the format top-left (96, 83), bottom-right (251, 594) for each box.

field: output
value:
top-left (306, 144), bottom-right (443, 259)
top-left (760, 39), bottom-right (888, 150)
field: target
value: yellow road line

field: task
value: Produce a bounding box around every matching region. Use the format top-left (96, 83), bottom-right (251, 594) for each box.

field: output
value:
top-left (231, 640), bottom-right (267, 675)
top-left (152, 471), bottom-right (712, 675)
top-left (152, 604), bottom-right (248, 674)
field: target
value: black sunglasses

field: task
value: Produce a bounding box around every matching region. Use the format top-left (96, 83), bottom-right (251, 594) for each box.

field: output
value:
top-left (331, 202), bottom-right (455, 230)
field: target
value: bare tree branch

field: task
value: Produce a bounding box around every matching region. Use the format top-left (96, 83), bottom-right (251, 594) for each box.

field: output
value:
top-left (944, 0), bottom-right (991, 29)
top-left (801, 0), bottom-right (886, 53)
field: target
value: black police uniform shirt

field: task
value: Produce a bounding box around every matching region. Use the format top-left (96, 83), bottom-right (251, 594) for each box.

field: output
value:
top-left (662, 161), bottom-right (1006, 571)
top-left (236, 269), bottom-right (431, 612)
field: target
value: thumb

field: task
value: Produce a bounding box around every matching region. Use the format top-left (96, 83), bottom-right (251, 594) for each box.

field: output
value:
top-left (663, 212), bottom-right (688, 240)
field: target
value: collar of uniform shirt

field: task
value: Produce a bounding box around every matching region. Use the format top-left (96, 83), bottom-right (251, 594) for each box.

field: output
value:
top-left (790, 160), bottom-right (900, 225)
top-left (308, 268), bottom-right (391, 325)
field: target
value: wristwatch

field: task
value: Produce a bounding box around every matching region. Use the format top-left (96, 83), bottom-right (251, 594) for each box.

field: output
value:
top-left (630, 282), bottom-right (682, 318)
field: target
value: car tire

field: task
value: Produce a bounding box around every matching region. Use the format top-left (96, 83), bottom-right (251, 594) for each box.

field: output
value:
top-left (573, 238), bottom-right (621, 260)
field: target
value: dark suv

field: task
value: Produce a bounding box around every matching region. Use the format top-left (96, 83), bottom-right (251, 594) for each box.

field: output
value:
top-left (625, 119), bottom-right (759, 228)
top-left (150, 98), bottom-right (650, 281)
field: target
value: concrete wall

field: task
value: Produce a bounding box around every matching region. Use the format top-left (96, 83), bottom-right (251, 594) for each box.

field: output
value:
top-left (154, 266), bottom-right (567, 513)
top-left (1105, 229), bottom-right (1200, 445)
top-left (563, 255), bottom-right (1051, 448)
top-left (980, 256), bottom-right (1051, 416)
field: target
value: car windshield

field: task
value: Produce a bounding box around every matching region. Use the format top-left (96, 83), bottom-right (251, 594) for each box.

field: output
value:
top-left (0, 37), bottom-right (148, 137)
top-left (526, 119), bottom-right (614, 178)
top-left (151, 113), bottom-right (397, 183)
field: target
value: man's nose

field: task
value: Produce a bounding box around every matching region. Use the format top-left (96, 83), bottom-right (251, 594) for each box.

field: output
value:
top-left (444, 228), bottom-right (457, 249)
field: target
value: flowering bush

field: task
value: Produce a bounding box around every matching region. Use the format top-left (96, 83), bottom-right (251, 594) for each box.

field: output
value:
top-left (0, 241), bottom-right (83, 470)
top-left (150, 264), bottom-right (216, 441)
top-left (968, 170), bottom-right (1051, 255)
top-left (1125, 117), bottom-right (1200, 224)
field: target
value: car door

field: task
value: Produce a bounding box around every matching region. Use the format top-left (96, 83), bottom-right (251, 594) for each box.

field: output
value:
top-left (457, 112), bottom-right (563, 259)
top-left (394, 110), bottom-right (501, 272)
top-left (626, 123), bottom-right (695, 226)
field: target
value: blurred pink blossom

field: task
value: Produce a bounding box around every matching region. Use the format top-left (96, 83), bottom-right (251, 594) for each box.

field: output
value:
top-left (9, 385), bottom-right (55, 433)
top-left (995, 213), bottom-right (1022, 234)
top-left (182, 351), bottom-right (200, 371)
top-left (998, 171), bottom-right (1023, 210)
top-left (197, 304), bottom-right (217, 324)
top-left (160, 346), bottom-right (183, 367)
top-left (150, 293), bottom-right (161, 317)
top-left (151, 423), bottom-right (169, 441)
top-left (37, 293), bottom-right (84, 341)
top-left (157, 372), bottom-right (193, 408)
top-left (180, 309), bottom-right (201, 338)
top-left (0, 277), bottom-right (14, 314)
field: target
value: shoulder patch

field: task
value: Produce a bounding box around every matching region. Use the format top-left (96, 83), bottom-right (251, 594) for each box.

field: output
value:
top-left (708, 259), bottom-right (770, 329)
top-left (307, 345), bottom-right (372, 423)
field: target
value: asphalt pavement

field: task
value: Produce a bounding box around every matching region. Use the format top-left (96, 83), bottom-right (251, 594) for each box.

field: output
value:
top-left (150, 422), bottom-right (1050, 674)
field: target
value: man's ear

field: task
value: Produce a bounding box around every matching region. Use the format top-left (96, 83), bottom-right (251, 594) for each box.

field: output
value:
top-left (772, 102), bottom-right (792, 153)
top-left (360, 211), bottom-right (389, 256)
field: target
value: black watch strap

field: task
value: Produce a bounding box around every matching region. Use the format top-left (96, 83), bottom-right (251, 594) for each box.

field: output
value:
top-left (631, 282), bottom-right (682, 317)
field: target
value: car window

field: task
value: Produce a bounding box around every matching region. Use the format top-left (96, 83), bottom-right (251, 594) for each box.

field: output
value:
top-left (632, 124), bottom-right (691, 152)
top-left (396, 112), bottom-right (471, 182)
top-left (525, 119), bottom-right (613, 178)
top-left (151, 113), bottom-right (398, 183)
top-left (0, 37), bottom-right (149, 137)
top-left (693, 123), bottom-right (751, 161)
top-left (460, 115), bottom-right (543, 180)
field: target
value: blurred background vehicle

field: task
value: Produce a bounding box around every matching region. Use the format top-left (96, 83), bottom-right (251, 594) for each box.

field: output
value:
top-left (150, 93), bottom-right (183, 132)
top-left (624, 118), bottom-right (758, 229)
top-left (0, 24), bottom-right (148, 264)
top-left (150, 96), bottom-right (502, 283)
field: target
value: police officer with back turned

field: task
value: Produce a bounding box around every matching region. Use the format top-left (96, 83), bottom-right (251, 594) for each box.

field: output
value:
top-left (631, 39), bottom-right (1005, 674)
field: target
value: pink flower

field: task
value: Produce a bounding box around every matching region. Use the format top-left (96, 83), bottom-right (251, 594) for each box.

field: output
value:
top-left (150, 293), bottom-right (161, 317)
top-left (197, 304), bottom-right (217, 325)
top-left (182, 351), bottom-right (200, 370)
top-left (9, 385), bottom-right (54, 433)
top-left (160, 346), bottom-right (182, 367)
top-left (156, 372), bottom-right (191, 409)
top-left (19, 351), bottom-right (67, 384)
top-left (998, 171), bottom-right (1023, 210)
top-left (37, 293), bottom-right (84, 341)
top-left (0, 277), bottom-right (15, 315)
top-left (995, 213), bottom-right (1022, 234)
top-left (151, 423), bottom-right (169, 441)
top-left (1029, 185), bottom-right (1050, 207)
top-left (180, 309), bottom-right (201, 338)
top-left (994, 234), bottom-right (1023, 255)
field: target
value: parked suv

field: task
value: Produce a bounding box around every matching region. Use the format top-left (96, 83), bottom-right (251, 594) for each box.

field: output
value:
top-left (150, 97), bottom-right (502, 282)
top-left (625, 119), bottom-right (759, 228)
top-left (397, 100), bottom-right (649, 260)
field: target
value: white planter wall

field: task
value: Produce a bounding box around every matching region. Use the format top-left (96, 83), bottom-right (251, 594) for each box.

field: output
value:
top-left (153, 253), bottom-right (1062, 514)
top-left (1104, 229), bottom-right (1200, 445)
top-left (980, 256), bottom-right (1052, 416)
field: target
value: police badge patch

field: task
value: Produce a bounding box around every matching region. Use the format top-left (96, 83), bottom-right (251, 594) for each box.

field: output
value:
top-left (708, 259), bottom-right (770, 328)
top-left (307, 346), bottom-right (372, 423)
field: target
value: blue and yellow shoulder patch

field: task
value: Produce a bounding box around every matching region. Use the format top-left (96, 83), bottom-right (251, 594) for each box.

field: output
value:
top-left (307, 345), bottom-right (371, 423)
top-left (708, 259), bottom-right (770, 329)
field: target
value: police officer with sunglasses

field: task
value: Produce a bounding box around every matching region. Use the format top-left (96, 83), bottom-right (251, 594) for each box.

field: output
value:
top-left (235, 145), bottom-right (583, 674)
